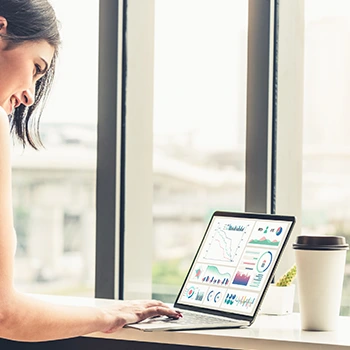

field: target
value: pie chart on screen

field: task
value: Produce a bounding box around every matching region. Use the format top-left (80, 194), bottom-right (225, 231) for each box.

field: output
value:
top-left (186, 287), bottom-right (195, 299)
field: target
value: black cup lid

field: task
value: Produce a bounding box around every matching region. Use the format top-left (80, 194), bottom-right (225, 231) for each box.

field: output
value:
top-left (293, 235), bottom-right (349, 250)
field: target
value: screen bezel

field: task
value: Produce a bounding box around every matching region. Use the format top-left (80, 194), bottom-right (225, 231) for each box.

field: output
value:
top-left (174, 211), bottom-right (296, 324)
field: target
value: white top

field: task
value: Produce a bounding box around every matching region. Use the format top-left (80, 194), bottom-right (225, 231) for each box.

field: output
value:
top-left (31, 294), bottom-right (350, 350)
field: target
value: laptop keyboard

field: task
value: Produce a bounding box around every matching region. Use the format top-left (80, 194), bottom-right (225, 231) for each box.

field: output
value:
top-left (166, 311), bottom-right (241, 325)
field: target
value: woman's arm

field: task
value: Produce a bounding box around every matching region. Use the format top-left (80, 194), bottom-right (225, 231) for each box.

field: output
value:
top-left (0, 107), bottom-right (179, 342)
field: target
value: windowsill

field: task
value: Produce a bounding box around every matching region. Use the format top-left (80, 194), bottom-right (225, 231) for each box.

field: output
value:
top-left (31, 294), bottom-right (350, 350)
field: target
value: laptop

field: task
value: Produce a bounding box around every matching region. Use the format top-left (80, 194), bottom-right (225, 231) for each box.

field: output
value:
top-left (126, 211), bottom-right (296, 332)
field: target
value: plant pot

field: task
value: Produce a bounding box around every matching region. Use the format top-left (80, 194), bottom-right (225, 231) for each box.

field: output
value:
top-left (259, 284), bottom-right (295, 315)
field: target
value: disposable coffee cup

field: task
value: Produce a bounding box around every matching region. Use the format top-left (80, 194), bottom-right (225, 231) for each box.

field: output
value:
top-left (293, 235), bottom-right (349, 331)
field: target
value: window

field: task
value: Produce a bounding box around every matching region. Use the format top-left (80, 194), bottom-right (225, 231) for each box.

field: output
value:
top-left (121, 0), bottom-right (277, 301)
top-left (303, 0), bottom-right (350, 315)
top-left (152, 0), bottom-right (248, 302)
top-left (13, 0), bottom-right (99, 297)
top-left (98, 0), bottom-right (304, 307)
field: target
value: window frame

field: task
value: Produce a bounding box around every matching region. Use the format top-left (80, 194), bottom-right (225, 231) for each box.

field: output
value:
top-left (95, 0), bottom-right (304, 299)
top-left (95, 0), bottom-right (124, 299)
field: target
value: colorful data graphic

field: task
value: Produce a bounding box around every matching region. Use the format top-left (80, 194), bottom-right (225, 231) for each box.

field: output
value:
top-left (190, 264), bottom-right (235, 285)
top-left (276, 226), bottom-right (283, 236)
top-left (248, 222), bottom-right (288, 247)
top-left (203, 287), bottom-right (226, 307)
top-left (249, 273), bottom-right (264, 289)
top-left (222, 290), bottom-right (258, 313)
top-left (232, 270), bottom-right (251, 286)
top-left (181, 284), bottom-right (209, 304)
top-left (201, 265), bottom-right (234, 285)
top-left (190, 264), bottom-right (206, 282)
top-left (232, 248), bottom-right (275, 290)
top-left (201, 219), bottom-right (253, 265)
top-left (256, 251), bottom-right (273, 273)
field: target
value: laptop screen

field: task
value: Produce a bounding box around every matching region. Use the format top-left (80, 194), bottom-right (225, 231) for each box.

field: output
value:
top-left (175, 211), bottom-right (295, 318)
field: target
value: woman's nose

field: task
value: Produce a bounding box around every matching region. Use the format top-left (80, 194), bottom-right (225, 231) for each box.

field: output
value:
top-left (21, 87), bottom-right (35, 107)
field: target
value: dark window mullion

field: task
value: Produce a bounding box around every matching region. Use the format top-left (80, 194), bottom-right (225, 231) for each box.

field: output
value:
top-left (95, 0), bottom-right (121, 299)
top-left (245, 0), bottom-right (275, 213)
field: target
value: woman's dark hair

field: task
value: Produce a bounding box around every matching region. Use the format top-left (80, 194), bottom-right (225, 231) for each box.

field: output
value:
top-left (0, 0), bottom-right (61, 148)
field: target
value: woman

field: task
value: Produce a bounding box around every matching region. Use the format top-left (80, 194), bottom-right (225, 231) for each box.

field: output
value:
top-left (0, 0), bottom-right (180, 341)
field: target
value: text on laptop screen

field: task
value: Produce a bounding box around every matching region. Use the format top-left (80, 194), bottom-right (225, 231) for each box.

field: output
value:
top-left (177, 215), bottom-right (293, 317)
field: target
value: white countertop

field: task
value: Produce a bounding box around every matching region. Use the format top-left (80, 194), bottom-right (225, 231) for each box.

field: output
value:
top-left (32, 294), bottom-right (350, 350)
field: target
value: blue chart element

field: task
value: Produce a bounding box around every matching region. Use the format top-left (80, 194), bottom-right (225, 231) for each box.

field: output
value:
top-left (214, 292), bottom-right (221, 303)
top-left (186, 287), bottom-right (195, 299)
top-left (224, 293), bottom-right (236, 305)
top-left (202, 265), bottom-right (231, 285)
top-left (195, 291), bottom-right (204, 301)
top-left (207, 290), bottom-right (222, 304)
top-left (232, 271), bottom-right (251, 286)
top-left (224, 293), bottom-right (255, 309)
top-left (250, 273), bottom-right (264, 288)
top-left (256, 251), bottom-right (273, 273)
top-left (276, 227), bottom-right (283, 236)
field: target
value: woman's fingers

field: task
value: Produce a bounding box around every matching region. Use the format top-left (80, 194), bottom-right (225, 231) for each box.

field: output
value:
top-left (101, 299), bottom-right (183, 333)
top-left (140, 305), bottom-right (182, 320)
top-left (105, 300), bottom-right (182, 333)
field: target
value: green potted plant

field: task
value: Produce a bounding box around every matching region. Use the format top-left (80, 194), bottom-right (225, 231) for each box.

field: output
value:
top-left (276, 264), bottom-right (297, 286)
top-left (260, 264), bottom-right (297, 315)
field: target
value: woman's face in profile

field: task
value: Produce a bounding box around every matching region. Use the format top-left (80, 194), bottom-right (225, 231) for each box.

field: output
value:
top-left (0, 36), bottom-right (54, 115)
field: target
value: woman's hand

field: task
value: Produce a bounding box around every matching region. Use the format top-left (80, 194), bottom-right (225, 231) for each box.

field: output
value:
top-left (101, 299), bottom-right (182, 333)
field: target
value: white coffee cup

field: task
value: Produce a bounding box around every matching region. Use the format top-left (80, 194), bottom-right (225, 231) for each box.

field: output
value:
top-left (293, 235), bottom-right (349, 331)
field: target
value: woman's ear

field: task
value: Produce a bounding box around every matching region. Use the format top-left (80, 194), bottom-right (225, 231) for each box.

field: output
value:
top-left (0, 17), bottom-right (8, 34)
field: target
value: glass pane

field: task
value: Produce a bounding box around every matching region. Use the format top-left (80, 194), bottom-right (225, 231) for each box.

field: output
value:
top-left (13, 0), bottom-right (99, 297)
top-left (152, 0), bottom-right (248, 302)
top-left (303, 0), bottom-right (350, 315)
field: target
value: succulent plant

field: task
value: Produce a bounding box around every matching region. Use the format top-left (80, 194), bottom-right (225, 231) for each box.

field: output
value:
top-left (276, 264), bottom-right (297, 287)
